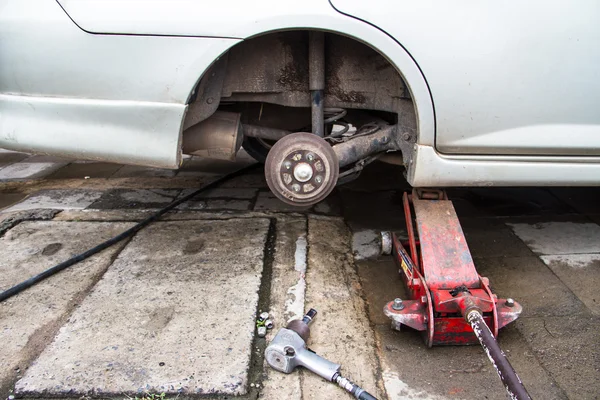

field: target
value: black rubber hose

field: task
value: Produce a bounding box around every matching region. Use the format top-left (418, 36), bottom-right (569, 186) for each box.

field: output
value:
top-left (467, 310), bottom-right (531, 399)
top-left (0, 163), bottom-right (260, 303)
top-left (357, 391), bottom-right (377, 400)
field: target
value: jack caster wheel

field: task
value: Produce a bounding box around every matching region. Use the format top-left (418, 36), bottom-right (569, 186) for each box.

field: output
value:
top-left (265, 132), bottom-right (339, 206)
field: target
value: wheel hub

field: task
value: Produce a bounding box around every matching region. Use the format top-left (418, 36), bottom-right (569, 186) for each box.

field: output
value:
top-left (293, 162), bottom-right (314, 182)
top-left (280, 151), bottom-right (325, 195)
top-left (265, 133), bottom-right (339, 206)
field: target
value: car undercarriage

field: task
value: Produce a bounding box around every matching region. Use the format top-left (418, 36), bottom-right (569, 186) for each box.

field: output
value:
top-left (181, 31), bottom-right (417, 205)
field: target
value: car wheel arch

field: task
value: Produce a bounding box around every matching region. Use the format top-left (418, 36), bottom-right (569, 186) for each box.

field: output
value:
top-left (182, 18), bottom-right (435, 151)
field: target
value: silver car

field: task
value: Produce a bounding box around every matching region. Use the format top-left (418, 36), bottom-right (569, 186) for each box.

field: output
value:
top-left (1, 0), bottom-right (599, 205)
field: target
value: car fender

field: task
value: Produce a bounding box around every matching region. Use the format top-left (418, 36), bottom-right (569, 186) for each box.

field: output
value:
top-left (57, 0), bottom-right (435, 147)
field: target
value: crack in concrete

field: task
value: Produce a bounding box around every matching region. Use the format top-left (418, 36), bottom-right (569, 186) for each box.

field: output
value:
top-left (246, 218), bottom-right (277, 399)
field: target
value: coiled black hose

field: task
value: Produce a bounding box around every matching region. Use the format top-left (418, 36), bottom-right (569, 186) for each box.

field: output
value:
top-left (0, 163), bottom-right (259, 303)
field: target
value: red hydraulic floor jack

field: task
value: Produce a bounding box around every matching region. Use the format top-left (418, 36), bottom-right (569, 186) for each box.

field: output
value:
top-left (383, 189), bottom-right (531, 399)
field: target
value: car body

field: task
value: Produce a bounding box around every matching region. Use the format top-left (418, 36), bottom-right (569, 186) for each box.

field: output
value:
top-left (1, 0), bottom-right (599, 187)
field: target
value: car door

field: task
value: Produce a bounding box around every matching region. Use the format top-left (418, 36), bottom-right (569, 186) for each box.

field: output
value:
top-left (330, 0), bottom-right (600, 156)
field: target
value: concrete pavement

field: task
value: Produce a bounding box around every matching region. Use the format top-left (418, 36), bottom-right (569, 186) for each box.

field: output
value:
top-left (1, 150), bottom-right (599, 399)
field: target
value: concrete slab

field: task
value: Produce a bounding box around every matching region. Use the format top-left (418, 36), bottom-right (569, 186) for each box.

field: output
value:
top-left (177, 188), bottom-right (257, 211)
top-left (507, 221), bottom-right (600, 255)
top-left (515, 316), bottom-right (600, 400)
top-left (16, 218), bottom-right (270, 396)
top-left (0, 221), bottom-right (132, 395)
top-left (475, 256), bottom-right (588, 317)
top-left (0, 175), bottom-right (227, 193)
top-left (87, 189), bottom-right (180, 210)
top-left (53, 209), bottom-right (156, 222)
top-left (1, 190), bottom-right (103, 213)
top-left (111, 165), bottom-right (177, 178)
top-left (177, 156), bottom-right (253, 177)
top-left (174, 188), bottom-right (256, 211)
top-left (45, 162), bottom-right (122, 180)
top-left (53, 209), bottom-right (278, 223)
top-left (0, 192), bottom-right (27, 211)
top-left (0, 152), bottom-right (28, 169)
top-left (220, 172), bottom-right (268, 189)
top-left (460, 218), bottom-right (533, 258)
top-left (312, 191), bottom-right (342, 216)
top-left (541, 254), bottom-right (600, 315)
top-left (176, 198), bottom-right (251, 211)
top-left (0, 209), bottom-right (60, 236)
top-left (0, 156), bottom-right (70, 180)
top-left (179, 188), bottom-right (258, 200)
top-left (302, 217), bottom-right (383, 399)
top-left (374, 324), bottom-right (566, 400)
top-left (356, 258), bottom-right (405, 326)
top-left (254, 191), bottom-right (311, 212)
top-left (4, 164), bottom-right (595, 400)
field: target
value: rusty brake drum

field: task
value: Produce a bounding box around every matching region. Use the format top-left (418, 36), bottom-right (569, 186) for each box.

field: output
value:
top-left (265, 132), bottom-right (339, 206)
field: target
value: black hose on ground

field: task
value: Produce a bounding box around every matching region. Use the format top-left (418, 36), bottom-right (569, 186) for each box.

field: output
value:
top-left (467, 310), bottom-right (532, 399)
top-left (0, 163), bottom-right (260, 303)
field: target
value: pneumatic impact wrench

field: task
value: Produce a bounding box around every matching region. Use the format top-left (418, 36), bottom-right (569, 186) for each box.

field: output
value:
top-left (265, 309), bottom-right (378, 400)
